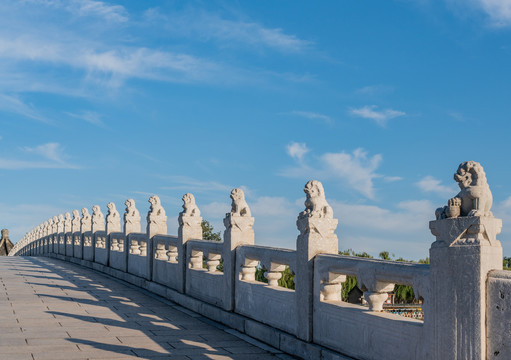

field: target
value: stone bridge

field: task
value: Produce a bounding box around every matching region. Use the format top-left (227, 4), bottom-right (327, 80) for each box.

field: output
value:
top-left (7, 162), bottom-right (511, 360)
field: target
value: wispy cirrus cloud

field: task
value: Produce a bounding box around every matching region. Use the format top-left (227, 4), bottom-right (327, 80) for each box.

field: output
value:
top-left (0, 93), bottom-right (51, 123)
top-left (65, 110), bottom-right (104, 127)
top-left (355, 85), bottom-right (394, 95)
top-left (21, 0), bottom-right (129, 22)
top-left (0, 142), bottom-right (79, 169)
top-left (144, 8), bottom-right (312, 53)
top-left (350, 105), bottom-right (406, 127)
top-left (290, 110), bottom-right (332, 124)
top-left (447, 0), bottom-right (511, 27)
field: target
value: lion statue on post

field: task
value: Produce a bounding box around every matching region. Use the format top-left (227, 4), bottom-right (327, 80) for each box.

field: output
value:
top-left (181, 193), bottom-right (200, 217)
top-left (300, 180), bottom-right (333, 219)
top-left (435, 161), bottom-right (493, 219)
top-left (230, 188), bottom-right (251, 217)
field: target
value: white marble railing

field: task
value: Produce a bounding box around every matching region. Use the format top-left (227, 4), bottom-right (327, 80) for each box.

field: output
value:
top-left (8, 162), bottom-right (510, 360)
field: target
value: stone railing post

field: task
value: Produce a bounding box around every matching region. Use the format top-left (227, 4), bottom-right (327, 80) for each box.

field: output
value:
top-left (428, 161), bottom-right (503, 360)
top-left (124, 199), bottom-right (141, 235)
top-left (222, 188), bottom-right (254, 311)
top-left (147, 195), bottom-right (167, 239)
top-left (178, 193), bottom-right (202, 293)
top-left (106, 202), bottom-right (121, 235)
top-left (296, 180), bottom-right (338, 342)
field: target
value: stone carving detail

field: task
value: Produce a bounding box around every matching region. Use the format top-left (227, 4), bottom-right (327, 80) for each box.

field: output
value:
top-left (43, 221), bottom-right (49, 236)
top-left (299, 180), bottom-right (333, 220)
top-left (124, 199), bottom-right (141, 235)
top-left (435, 161), bottom-right (493, 220)
top-left (229, 188), bottom-right (251, 217)
top-left (147, 195), bottom-right (167, 237)
top-left (92, 205), bottom-right (105, 231)
top-left (106, 202), bottom-right (121, 234)
top-left (64, 213), bottom-right (72, 233)
top-left (81, 208), bottom-right (92, 232)
top-left (180, 193), bottom-right (200, 217)
top-left (57, 214), bottom-right (64, 227)
top-left (71, 210), bottom-right (80, 233)
top-left (52, 216), bottom-right (58, 234)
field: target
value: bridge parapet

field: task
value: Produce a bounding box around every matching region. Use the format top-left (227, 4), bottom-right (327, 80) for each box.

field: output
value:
top-left (8, 161), bottom-right (509, 360)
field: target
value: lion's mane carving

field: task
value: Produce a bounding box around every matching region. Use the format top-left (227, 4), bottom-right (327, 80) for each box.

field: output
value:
top-left (300, 180), bottom-right (333, 219)
top-left (92, 205), bottom-right (104, 228)
top-left (81, 208), bottom-right (91, 228)
top-left (435, 161), bottom-right (493, 219)
top-left (148, 195), bottom-right (166, 223)
top-left (107, 202), bottom-right (120, 225)
top-left (181, 193), bottom-right (200, 217)
top-left (124, 199), bottom-right (140, 223)
top-left (229, 188), bottom-right (251, 217)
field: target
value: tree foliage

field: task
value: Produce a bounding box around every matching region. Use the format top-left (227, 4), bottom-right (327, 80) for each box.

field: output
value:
top-left (201, 220), bottom-right (222, 242)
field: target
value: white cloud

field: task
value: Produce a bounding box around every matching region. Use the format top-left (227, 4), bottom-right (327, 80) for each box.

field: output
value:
top-left (290, 111), bottom-right (332, 124)
top-left (286, 142), bottom-right (309, 162)
top-left (161, 176), bottom-right (233, 193)
top-left (0, 37), bottom-right (226, 87)
top-left (22, 0), bottom-right (129, 22)
top-left (416, 175), bottom-right (456, 197)
top-left (355, 85), bottom-right (394, 95)
top-left (448, 0), bottom-right (511, 27)
top-left (144, 8), bottom-right (311, 53)
top-left (331, 199), bottom-right (435, 233)
top-left (0, 93), bottom-right (51, 123)
top-left (350, 105), bottom-right (406, 126)
top-left (281, 146), bottom-right (383, 199)
top-left (66, 110), bottom-right (104, 127)
top-left (23, 143), bottom-right (68, 163)
top-left (0, 142), bottom-right (79, 169)
top-left (321, 149), bottom-right (382, 199)
top-left (383, 176), bottom-right (403, 182)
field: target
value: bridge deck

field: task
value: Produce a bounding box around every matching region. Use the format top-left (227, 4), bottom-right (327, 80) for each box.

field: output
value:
top-left (0, 257), bottom-right (286, 360)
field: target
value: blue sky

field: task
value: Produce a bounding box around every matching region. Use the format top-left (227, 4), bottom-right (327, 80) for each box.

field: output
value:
top-left (1, 0), bottom-right (511, 260)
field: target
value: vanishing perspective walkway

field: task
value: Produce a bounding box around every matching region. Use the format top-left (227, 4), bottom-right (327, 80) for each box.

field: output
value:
top-left (0, 257), bottom-right (287, 360)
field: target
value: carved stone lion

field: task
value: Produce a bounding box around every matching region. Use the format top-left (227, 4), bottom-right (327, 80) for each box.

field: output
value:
top-left (124, 199), bottom-right (140, 223)
top-left (435, 161), bottom-right (493, 219)
top-left (300, 180), bottom-right (333, 219)
top-left (148, 195), bottom-right (166, 223)
top-left (229, 188), bottom-right (251, 217)
top-left (181, 193), bottom-right (200, 217)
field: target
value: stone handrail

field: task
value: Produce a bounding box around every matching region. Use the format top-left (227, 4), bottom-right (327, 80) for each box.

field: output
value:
top-left (8, 162), bottom-right (510, 360)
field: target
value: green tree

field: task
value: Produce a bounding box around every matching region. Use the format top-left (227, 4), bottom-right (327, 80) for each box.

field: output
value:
top-left (504, 257), bottom-right (511, 270)
top-left (201, 220), bottom-right (222, 242)
top-left (379, 251), bottom-right (391, 260)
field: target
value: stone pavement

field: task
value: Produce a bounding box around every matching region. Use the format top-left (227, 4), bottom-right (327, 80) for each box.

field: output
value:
top-left (0, 257), bottom-right (291, 360)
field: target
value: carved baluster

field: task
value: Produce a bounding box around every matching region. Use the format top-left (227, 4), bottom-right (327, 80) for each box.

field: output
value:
top-left (240, 259), bottom-right (258, 281)
top-left (118, 239), bottom-right (124, 252)
top-left (206, 252), bottom-right (221, 272)
top-left (189, 249), bottom-right (203, 269)
top-left (155, 242), bottom-right (167, 260)
top-left (320, 272), bottom-right (346, 301)
top-left (264, 263), bottom-right (286, 287)
top-left (167, 246), bottom-right (178, 263)
top-left (139, 241), bottom-right (147, 256)
top-left (129, 239), bottom-right (140, 254)
top-left (357, 269), bottom-right (394, 311)
top-left (111, 238), bottom-right (119, 251)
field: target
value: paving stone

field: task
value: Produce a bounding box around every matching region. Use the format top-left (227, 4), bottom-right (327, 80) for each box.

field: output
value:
top-left (0, 257), bottom-right (280, 360)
